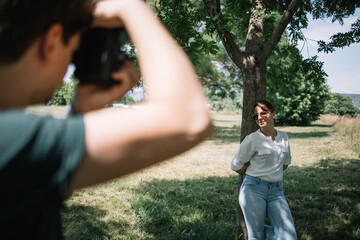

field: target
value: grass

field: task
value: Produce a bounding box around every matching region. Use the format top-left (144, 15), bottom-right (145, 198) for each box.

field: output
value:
top-left (26, 107), bottom-right (360, 239)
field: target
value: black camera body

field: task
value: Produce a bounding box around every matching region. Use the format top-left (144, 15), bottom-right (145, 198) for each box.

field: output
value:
top-left (73, 28), bottom-right (129, 85)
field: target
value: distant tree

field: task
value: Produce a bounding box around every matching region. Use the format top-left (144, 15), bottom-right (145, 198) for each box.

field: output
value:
top-left (208, 94), bottom-right (242, 112)
top-left (324, 93), bottom-right (360, 117)
top-left (198, 47), bottom-right (243, 109)
top-left (341, 94), bottom-right (360, 109)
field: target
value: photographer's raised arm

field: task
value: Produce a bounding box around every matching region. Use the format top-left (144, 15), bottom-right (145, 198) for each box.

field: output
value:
top-left (68, 0), bottom-right (212, 191)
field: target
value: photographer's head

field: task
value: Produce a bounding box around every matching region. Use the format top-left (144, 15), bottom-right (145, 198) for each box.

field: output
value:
top-left (0, 0), bottom-right (93, 64)
top-left (0, 0), bottom-right (93, 109)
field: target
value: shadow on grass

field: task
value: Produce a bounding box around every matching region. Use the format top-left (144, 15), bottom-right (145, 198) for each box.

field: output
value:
top-left (212, 119), bottom-right (239, 123)
top-left (287, 131), bottom-right (330, 139)
top-left (276, 123), bottom-right (333, 128)
top-left (130, 158), bottom-right (360, 240)
top-left (61, 158), bottom-right (360, 240)
top-left (309, 124), bottom-right (333, 128)
top-left (61, 204), bottom-right (133, 240)
top-left (130, 175), bottom-right (239, 240)
top-left (285, 158), bottom-right (360, 240)
top-left (211, 126), bottom-right (241, 144)
top-left (212, 124), bottom-right (333, 143)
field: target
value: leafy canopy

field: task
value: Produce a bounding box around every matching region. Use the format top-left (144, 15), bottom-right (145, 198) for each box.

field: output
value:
top-left (267, 39), bottom-right (330, 125)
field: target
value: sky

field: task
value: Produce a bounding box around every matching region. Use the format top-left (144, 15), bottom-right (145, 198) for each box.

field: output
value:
top-left (298, 14), bottom-right (360, 94)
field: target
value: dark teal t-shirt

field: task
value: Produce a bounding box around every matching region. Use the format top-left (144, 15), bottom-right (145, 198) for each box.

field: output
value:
top-left (0, 110), bottom-right (85, 239)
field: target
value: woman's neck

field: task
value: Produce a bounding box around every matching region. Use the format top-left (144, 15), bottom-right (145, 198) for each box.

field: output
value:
top-left (260, 127), bottom-right (277, 140)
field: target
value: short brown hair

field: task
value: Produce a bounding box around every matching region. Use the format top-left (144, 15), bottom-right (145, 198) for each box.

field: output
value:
top-left (253, 100), bottom-right (275, 113)
top-left (0, 0), bottom-right (93, 64)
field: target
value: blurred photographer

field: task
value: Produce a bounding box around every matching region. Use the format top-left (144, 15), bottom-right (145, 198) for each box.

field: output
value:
top-left (0, 0), bottom-right (212, 238)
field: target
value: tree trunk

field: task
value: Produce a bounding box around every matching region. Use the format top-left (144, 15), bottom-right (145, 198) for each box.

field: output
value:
top-left (236, 58), bottom-right (267, 240)
top-left (236, 0), bottom-right (267, 236)
top-left (235, 173), bottom-right (247, 240)
top-left (240, 59), bottom-right (266, 142)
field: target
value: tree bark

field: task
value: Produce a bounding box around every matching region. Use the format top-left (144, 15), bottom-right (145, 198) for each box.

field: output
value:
top-left (202, 0), bottom-right (302, 239)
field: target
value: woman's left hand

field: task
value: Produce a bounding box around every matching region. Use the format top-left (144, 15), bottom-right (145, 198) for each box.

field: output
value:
top-left (236, 163), bottom-right (249, 174)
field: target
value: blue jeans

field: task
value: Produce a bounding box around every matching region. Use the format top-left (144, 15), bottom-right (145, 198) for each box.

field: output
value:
top-left (239, 175), bottom-right (297, 240)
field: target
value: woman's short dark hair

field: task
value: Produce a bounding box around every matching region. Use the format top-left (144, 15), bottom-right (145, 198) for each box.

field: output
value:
top-left (253, 100), bottom-right (276, 113)
top-left (0, 0), bottom-right (93, 64)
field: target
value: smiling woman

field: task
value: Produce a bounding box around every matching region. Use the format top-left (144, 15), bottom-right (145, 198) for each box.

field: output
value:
top-left (231, 99), bottom-right (297, 240)
top-left (252, 100), bottom-right (276, 135)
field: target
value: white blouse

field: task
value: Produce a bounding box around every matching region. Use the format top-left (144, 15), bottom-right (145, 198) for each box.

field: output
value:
top-left (230, 129), bottom-right (291, 182)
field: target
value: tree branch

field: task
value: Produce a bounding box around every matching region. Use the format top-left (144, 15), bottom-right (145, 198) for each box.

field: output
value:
top-left (263, 0), bottom-right (302, 61)
top-left (245, 0), bottom-right (266, 53)
top-left (202, 0), bottom-right (246, 70)
top-left (277, 0), bottom-right (287, 11)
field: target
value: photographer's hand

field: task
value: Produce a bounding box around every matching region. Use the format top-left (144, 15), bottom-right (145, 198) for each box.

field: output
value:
top-left (92, 0), bottom-right (126, 28)
top-left (71, 61), bottom-right (138, 114)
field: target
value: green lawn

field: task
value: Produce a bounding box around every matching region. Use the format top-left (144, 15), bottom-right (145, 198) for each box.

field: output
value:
top-left (27, 107), bottom-right (360, 239)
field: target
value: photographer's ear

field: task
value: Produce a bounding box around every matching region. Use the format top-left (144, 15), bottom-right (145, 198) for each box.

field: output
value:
top-left (38, 24), bottom-right (63, 62)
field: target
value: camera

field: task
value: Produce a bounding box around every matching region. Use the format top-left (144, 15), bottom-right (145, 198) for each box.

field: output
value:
top-left (73, 27), bottom-right (130, 86)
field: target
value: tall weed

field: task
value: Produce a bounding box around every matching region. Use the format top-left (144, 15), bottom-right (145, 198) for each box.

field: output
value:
top-left (320, 114), bottom-right (360, 155)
